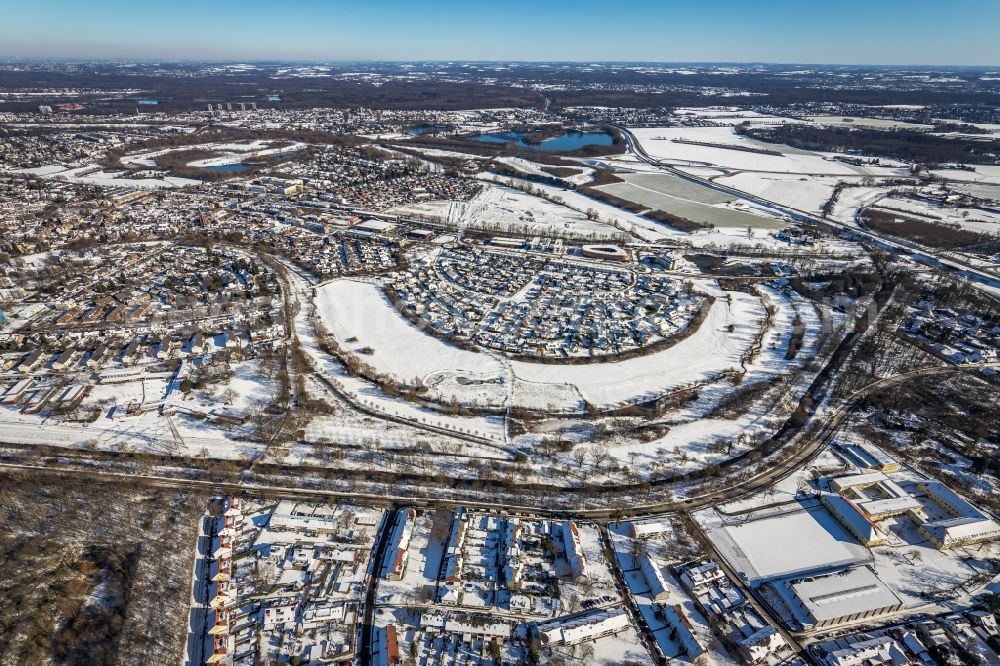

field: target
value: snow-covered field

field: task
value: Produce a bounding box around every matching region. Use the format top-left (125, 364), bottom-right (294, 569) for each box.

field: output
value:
top-left (480, 174), bottom-right (675, 242)
top-left (618, 121), bottom-right (935, 229)
top-left (187, 140), bottom-right (306, 167)
top-left (493, 155), bottom-right (594, 186)
top-left (870, 195), bottom-right (1000, 234)
top-left (596, 172), bottom-right (787, 229)
top-left (314, 277), bottom-right (765, 412)
top-left (829, 185), bottom-right (891, 224)
top-left (620, 115), bottom-right (1000, 246)
top-left (9, 164), bottom-right (200, 189)
top-left (629, 126), bottom-right (868, 176)
top-left (316, 277), bottom-right (507, 399)
top-left (930, 165), bottom-right (1000, 185)
top-left (713, 172), bottom-right (841, 215)
top-left (119, 139), bottom-right (306, 169)
top-left (291, 267), bottom-right (508, 441)
top-left (455, 184), bottom-right (625, 240)
top-left (672, 107), bottom-right (801, 128)
top-left (683, 225), bottom-right (863, 255)
top-left (807, 115), bottom-right (934, 130)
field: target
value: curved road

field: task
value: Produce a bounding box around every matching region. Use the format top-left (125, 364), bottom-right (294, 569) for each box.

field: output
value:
top-left (0, 363), bottom-right (982, 521)
top-left (612, 126), bottom-right (1000, 298)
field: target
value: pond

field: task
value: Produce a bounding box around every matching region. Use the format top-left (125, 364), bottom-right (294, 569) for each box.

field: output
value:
top-left (473, 129), bottom-right (613, 152)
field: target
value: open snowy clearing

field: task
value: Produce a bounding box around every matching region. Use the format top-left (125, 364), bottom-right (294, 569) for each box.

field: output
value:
top-left (829, 185), bottom-right (891, 224)
top-left (455, 184), bottom-right (625, 240)
top-left (596, 172), bottom-right (787, 229)
top-left (596, 284), bottom-right (825, 472)
top-left (930, 165), bottom-right (1000, 186)
top-left (629, 126), bottom-right (869, 176)
top-left (871, 196), bottom-right (1000, 234)
top-left (290, 266), bottom-right (507, 440)
top-left (713, 172), bottom-right (841, 215)
top-left (0, 396), bottom-right (262, 460)
top-left (119, 139), bottom-right (306, 169)
top-left (316, 278), bottom-right (506, 388)
top-left (480, 173), bottom-right (675, 242)
top-left (187, 140), bottom-right (306, 167)
top-left (493, 155), bottom-right (595, 185)
top-left (315, 278), bottom-right (764, 411)
top-left (672, 107), bottom-right (802, 128)
top-left (8, 164), bottom-right (200, 189)
top-left (807, 115), bottom-right (934, 130)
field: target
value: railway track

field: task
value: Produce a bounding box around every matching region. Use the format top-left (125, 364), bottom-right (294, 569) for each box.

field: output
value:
top-left (0, 360), bottom-right (980, 520)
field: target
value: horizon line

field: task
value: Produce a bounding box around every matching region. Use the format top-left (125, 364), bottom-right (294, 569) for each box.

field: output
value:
top-left (0, 57), bottom-right (998, 70)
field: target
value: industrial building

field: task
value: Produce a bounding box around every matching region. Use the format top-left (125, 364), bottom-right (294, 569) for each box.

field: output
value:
top-left (781, 567), bottom-right (904, 630)
top-left (819, 493), bottom-right (888, 547)
top-left (823, 471), bottom-right (1000, 551)
top-left (918, 480), bottom-right (1000, 550)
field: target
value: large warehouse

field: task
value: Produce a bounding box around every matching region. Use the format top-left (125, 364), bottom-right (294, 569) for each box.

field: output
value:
top-left (779, 567), bottom-right (904, 630)
top-left (714, 505), bottom-right (869, 586)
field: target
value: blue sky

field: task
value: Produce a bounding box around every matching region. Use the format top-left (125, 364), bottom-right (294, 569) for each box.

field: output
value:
top-left (2, 0), bottom-right (998, 65)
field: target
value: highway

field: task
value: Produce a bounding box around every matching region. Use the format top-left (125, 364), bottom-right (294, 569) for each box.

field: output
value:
top-left (612, 125), bottom-right (1000, 299)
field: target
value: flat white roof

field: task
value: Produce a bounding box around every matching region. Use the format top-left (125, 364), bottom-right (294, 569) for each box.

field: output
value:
top-left (629, 517), bottom-right (672, 536)
top-left (849, 441), bottom-right (897, 468)
top-left (353, 218), bottom-right (395, 232)
top-left (787, 567), bottom-right (902, 625)
top-left (858, 496), bottom-right (922, 517)
top-left (720, 505), bottom-right (869, 583)
top-left (830, 472), bottom-right (889, 491)
top-left (924, 516), bottom-right (1000, 545)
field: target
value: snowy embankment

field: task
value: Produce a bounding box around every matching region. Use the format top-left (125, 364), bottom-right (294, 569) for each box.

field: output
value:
top-left (509, 286), bottom-right (760, 408)
top-left (315, 277), bottom-right (764, 412)
top-left (606, 284), bottom-right (823, 464)
top-left (299, 274), bottom-right (508, 441)
top-left (315, 279), bottom-right (507, 387)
